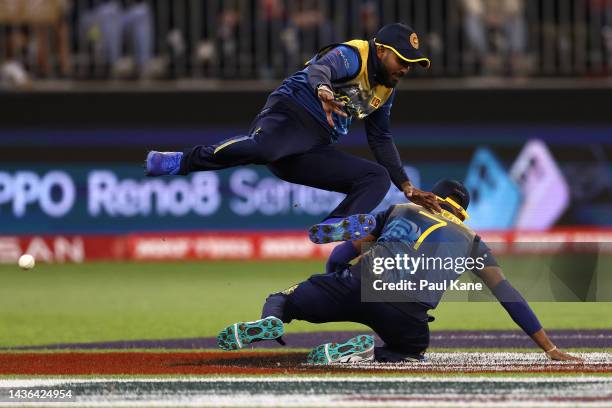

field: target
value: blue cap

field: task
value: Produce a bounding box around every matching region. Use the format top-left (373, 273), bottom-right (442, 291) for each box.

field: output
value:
top-left (374, 23), bottom-right (431, 69)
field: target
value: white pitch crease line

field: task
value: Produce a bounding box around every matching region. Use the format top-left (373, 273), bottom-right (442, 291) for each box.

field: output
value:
top-left (2, 394), bottom-right (612, 408)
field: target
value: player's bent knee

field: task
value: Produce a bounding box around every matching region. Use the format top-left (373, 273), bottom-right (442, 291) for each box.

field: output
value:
top-left (254, 148), bottom-right (286, 164)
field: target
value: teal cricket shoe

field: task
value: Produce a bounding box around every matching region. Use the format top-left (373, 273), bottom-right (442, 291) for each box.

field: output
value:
top-left (306, 334), bottom-right (375, 364)
top-left (217, 316), bottom-right (284, 351)
top-left (144, 151), bottom-right (183, 176)
top-left (308, 214), bottom-right (376, 244)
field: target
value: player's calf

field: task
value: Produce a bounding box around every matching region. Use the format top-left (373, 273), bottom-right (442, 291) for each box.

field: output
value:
top-left (308, 214), bottom-right (375, 244)
top-left (217, 316), bottom-right (284, 351)
top-left (306, 334), bottom-right (375, 364)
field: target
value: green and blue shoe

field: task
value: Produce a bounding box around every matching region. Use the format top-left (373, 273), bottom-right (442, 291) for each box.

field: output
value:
top-left (308, 214), bottom-right (376, 244)
top-left (217, 316), bottom-right (284, 351)
top-left (306, 334), bottom-right (375, 364)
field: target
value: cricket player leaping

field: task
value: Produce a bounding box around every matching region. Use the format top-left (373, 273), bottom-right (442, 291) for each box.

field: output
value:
top-left (145, 23), bottom-right (440, 243)
top-left (216, 180), bottom-right (582, 364)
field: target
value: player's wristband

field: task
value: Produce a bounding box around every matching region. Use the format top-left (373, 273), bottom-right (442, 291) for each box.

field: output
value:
top-left (317, 84), bottom-right (334, 97)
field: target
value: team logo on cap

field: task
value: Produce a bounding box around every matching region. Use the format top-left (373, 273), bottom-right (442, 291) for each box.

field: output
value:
top-left (410, 33), bottom-right (419, 49)
top-left (370, 96), bottom-right (382, 109)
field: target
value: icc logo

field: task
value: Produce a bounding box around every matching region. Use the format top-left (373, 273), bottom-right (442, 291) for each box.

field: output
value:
top-left (370, 97), bottom-right (382, 108)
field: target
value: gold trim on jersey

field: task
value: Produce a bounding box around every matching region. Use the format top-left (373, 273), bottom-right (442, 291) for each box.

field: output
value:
top-left (331, 39), bottom-right (395, 119)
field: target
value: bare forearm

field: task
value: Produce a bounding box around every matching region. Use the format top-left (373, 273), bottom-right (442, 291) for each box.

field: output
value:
top-left (480, 267), bottom-right (583, 362)
top-left (530, 328), bottom-right (556, 352)
top-left (532, 328), bottom-right (583, 361)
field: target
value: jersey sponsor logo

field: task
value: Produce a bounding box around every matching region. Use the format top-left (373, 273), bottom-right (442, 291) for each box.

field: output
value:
top-left (410, 33), bottom-right (419, 49)
top-left (335, 49), bottom-right (351, 69)
top-left (370, 96), bottom-right (382, 109)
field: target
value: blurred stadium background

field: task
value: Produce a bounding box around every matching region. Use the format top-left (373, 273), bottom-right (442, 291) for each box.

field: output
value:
top-left (1, 0), bottom-right (612, 81)
top-left (0, 0), bottom-right (611, 346)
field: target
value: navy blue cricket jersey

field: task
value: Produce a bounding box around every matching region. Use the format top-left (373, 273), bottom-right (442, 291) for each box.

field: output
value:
top-left (265, 42), bottom-right (409, 189)
top-left (361, 203), bottom-right (499, 309)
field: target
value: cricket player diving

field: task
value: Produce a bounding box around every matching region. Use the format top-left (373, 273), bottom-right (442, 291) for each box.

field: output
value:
top-left (216, 179), bottom-right (582, 363)
top-left (144, 23), bottom-right (441, 243)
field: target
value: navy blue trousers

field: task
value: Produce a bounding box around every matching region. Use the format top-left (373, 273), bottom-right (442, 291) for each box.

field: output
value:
top-left (179, 97), bottom-right (391, 220)
top-left (262, 269), bottom-right (431, 361)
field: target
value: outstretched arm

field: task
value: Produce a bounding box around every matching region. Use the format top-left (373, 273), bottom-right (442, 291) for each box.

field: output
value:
top-left (478, 266), bottom-right (583, 361)
top-left (364, 95), bottom-right (440, 213)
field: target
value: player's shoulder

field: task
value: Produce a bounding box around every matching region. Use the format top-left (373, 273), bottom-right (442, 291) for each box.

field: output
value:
top-left (390, 202), bottom-right (419, 211)
top-left (472, 233), bottom-right (489, 248)
top-left (401, 204), bottom-right (477, 233)
top-left (383, 203), bottom-right (429, 222)
top-left (470, 233), bottom-right (498, 266)
top-left (330, 45), bottom-right (361, 70)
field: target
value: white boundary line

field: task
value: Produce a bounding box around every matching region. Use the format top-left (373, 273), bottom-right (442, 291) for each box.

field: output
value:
top-left (2, 397), bottom-right (612, 408)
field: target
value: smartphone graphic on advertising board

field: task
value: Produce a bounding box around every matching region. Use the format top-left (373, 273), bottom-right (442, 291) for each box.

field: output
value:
top-left (464, 148), bottom-right (522, 230)
top-left (510, 140), bottom-right (570, 230)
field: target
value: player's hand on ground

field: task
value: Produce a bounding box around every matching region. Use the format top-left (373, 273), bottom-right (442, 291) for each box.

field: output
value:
top-left (545, 348), bottom-right (584, 362)
top-left (317, 85), bottom-right (347, 127)
top-left (404, 184), bottom-right (442, 213)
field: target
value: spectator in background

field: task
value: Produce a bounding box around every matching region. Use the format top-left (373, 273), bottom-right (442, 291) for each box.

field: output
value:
top-left (587, 0), bottom-right (612, 72)
top-left (284, 0), bottom-right (336, 71)
top-left (360, 1), bottom-right (380, 39)
top-left (34, 0), bottom-right (72, 78)
top-left (260, 0), bottom-right (285, 25)
top-left (79, 0), bottom-right (153, 78)
top-left (0, 18), bottom-right (31, 86)
top-left (252, 0), bottom-right (336, 76)
top-left (461, 0), bottom-right (528, 76)
top-left (0, 0), bottom-right (71, 85)
top-left (216, 0), bottom-right (241, 76)
top-left (190, 0), bottom-right (243, 78)
top-left (257, 0), bottom-right (288, 78)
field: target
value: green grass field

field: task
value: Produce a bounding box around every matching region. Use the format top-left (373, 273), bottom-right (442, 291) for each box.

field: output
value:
top-left (1, 260), bottom-right (611, 347)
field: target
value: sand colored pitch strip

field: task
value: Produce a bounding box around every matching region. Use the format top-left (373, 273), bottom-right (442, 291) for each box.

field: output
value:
top-left (0, 352), bottom-right (610, 375)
